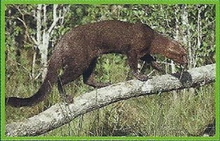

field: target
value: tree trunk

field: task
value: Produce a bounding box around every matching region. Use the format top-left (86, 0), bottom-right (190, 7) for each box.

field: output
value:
top-left (36, 4), bottom-right (61, 81)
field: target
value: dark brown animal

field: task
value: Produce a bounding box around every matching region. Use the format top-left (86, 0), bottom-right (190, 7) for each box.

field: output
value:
top-left (6, 20), bottom-right (188, 107)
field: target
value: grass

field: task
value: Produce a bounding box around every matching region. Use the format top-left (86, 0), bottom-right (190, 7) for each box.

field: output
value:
top-left (5, 53), bottom-right (215, 136)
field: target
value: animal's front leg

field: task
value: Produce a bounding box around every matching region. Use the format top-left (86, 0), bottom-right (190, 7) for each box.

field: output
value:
top-left (140, 54), bottom-right (165, 73)
top-left (127, 50), bottom-right (149, 81)
top-left (151, 61), bottom-right (165, 73)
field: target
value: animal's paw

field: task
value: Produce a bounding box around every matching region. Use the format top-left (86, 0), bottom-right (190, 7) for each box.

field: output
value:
top-left (133, 72), bottom-right (150, 81)
top-left (95, 82), bottom-right (111, 88)
top-left (64, 94), bottom-right (74, 104)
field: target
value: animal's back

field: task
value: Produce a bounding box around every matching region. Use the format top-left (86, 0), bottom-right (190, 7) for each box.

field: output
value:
top-left (60, 20), bottom-right (154, 56)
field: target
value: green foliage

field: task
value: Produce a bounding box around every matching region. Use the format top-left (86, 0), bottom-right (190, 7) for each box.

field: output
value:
top-left (95, 54), bottom-right (129, 83)
top-left (5, 4), bottom-right (215, 136)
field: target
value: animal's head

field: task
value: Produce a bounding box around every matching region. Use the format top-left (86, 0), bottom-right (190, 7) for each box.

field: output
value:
top-left (164, 40), bottom-right (188, 68)
top-left (150, 34), bottom-right (188, 68)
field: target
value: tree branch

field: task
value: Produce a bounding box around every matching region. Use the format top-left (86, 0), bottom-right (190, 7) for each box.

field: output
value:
top-left (48, 4), bottom-right (59, 34)
top-left (5, 64), bottom-right (215, 136)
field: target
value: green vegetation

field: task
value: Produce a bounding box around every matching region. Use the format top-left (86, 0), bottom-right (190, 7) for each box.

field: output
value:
top-left (5, 4), bottom-right (215, 136)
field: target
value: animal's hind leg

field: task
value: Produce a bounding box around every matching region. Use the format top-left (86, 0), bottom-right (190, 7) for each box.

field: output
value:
top-left (56, 67), bottom-right (80, 104)
top-left (83, 58), bottom-right (110, 88)
top-left (57, 76), bottom-right (73, 103)
top-left (58, 62), bottom-right (83, 86)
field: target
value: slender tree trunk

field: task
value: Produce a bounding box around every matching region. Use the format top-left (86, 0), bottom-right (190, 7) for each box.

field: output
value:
top-left (197, 5), bottom-right (202, 67)
top-left (181, 5), bottom-right (196, 93)
top-left (182, 5), bottom-right (193, 69)
top-left (172, 5), bottom-right (181, 100)
top-left (36, 4), bottom-right (60, 81)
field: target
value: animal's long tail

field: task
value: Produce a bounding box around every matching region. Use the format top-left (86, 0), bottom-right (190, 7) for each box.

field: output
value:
top-left (6, 59), bottom-right (60, 107)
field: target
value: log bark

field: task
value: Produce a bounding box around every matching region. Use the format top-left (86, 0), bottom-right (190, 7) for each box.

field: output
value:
top-left (5, 64), bottom-right (215, 136)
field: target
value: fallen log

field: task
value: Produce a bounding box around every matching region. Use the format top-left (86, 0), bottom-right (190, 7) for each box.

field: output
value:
top-left (5, 64), bottom-right (215, 136)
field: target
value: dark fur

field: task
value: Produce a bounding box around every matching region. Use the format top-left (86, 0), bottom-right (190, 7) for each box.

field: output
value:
top-left (6, 20), bottom-right (188, 107)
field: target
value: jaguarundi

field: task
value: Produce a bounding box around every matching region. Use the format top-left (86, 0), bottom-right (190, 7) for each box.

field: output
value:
top-left (6, 20), bottom-right (188, 107)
